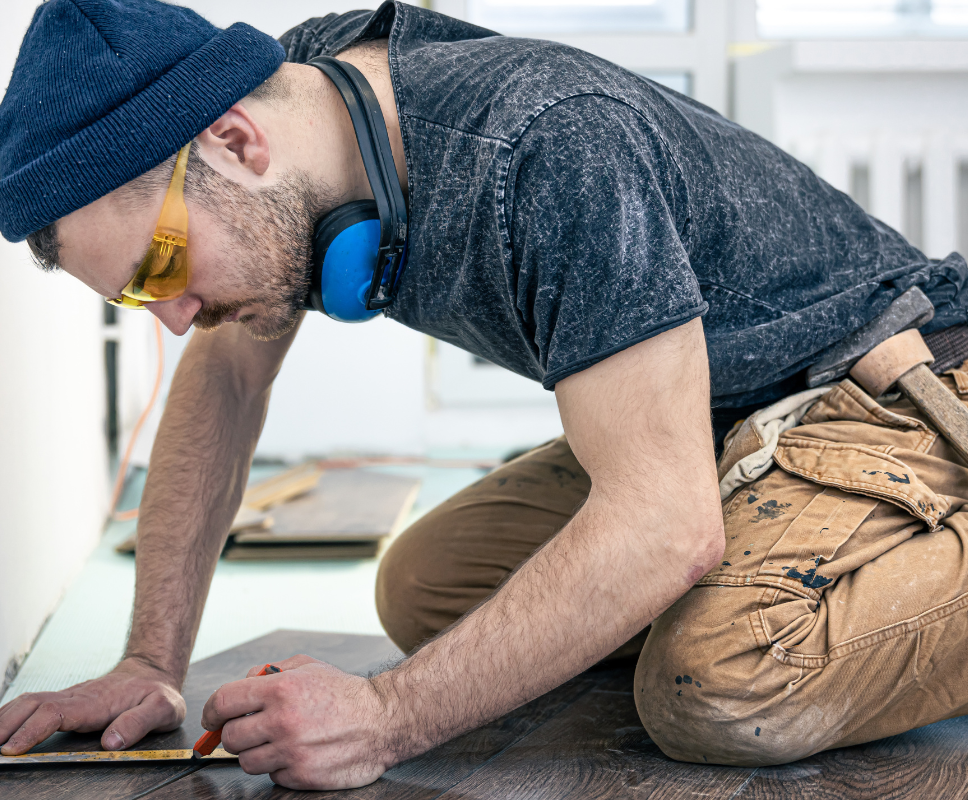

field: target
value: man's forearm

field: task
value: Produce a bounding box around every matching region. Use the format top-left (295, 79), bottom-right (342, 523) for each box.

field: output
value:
top-left (123, 336), bottom-right (272, 684)
top-left (373, 490), bottom-right (723, 762)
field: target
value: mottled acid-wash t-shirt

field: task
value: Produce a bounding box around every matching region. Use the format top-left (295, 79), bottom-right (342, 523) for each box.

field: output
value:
top-left (281, 1), bottom-right (968, 408)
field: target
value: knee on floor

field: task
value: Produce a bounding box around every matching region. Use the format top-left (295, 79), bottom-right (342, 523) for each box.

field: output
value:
top-left (634, 638), bottom-right (828, 767)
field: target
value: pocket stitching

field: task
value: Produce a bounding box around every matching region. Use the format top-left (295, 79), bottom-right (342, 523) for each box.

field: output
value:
top-left (774, 441), bottom-right (946, 529)
top-left (764, 587), bottom-right (968, 669)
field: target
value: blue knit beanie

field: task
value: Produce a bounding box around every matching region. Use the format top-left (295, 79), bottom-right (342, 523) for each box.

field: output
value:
top-left (0, 0), bottom-right (285, 242)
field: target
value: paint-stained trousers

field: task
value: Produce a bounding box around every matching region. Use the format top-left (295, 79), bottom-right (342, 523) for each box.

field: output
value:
top-left (375, 369), bottom-right (968, 766)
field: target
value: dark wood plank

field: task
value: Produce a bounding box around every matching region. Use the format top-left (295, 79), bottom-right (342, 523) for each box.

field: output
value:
top-left (0, 759), bottom-right (197, 800)
top-left (147, 663), bottom-right (611, 799)
top-left (734, 717), bottom-right (968, 799)
top-left (433, 670), bottom-right (754, 800)
top-left (0, 630), bottom-right (400, 800)
top-left (17, 630), bottom-right (968, 800)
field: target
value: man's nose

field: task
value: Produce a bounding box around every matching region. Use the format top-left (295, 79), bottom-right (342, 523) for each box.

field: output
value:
top-left (147, 294), bottom-right (202, 336)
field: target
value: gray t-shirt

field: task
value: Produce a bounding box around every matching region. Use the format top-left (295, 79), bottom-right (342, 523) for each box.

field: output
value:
top-left (281, 1), bottom-right (968, 408)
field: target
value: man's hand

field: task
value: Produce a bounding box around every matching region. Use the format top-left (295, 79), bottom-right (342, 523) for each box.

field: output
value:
top-left (202, 656), bottom-right (391, 791)
top-left (0, 658), bottom-right (185, 755)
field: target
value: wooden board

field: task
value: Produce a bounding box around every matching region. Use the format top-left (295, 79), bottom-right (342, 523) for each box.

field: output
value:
top-left (8, 631), bottom-right (968, 799)
top-left (233, 470), bottom-right (420, 543)
top-left (119, 469), bottom-right (420, 560)
top-left (222, 541), bottom-right (380, 561)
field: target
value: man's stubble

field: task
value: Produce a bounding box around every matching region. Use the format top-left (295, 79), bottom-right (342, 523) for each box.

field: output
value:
top-left (188, 157), bottom-right (335, 341)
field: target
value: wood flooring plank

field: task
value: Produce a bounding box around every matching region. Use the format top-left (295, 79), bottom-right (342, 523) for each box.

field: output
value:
top-left (148, 664), bottom-right (608, 799)
top-left (433, 669), bottom-right (755, 800)
top-left (0, 631), bottom-right (400, 800)
top-left (18, 630), bottom-right (968, 800)
top-left (0, 760), bottom-right (200, 800)
top-left (733, 717), bottom-right (968, 800)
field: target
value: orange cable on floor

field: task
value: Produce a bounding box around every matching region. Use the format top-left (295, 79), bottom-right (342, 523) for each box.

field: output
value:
top-left (108, 316), bottom-right (165, 522)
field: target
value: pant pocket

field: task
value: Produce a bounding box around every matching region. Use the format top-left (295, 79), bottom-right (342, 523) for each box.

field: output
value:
top-left (755, 488), bottom-right (880, 594)
top-left (702, 478), bottom-right (880, 602)
top-left (774, 436), bottom-right (948, 531)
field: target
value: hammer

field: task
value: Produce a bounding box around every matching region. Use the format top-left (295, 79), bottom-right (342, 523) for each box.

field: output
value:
top-left (806, 287), bottom-right (968, 465)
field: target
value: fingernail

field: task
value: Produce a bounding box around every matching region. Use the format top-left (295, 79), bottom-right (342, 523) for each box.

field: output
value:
top-left (104, 731), bottom-right (124, 750)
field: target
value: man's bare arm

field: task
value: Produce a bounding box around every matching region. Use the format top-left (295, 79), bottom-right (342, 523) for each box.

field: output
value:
top-left (125, 317), bottom-right (301, 681)
top-left (0, 316), bottom-right (301, 755)
top-left (200, 318), bottom-right (725, 790)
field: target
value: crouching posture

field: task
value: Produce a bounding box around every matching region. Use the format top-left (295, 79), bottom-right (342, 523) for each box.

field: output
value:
top-left (3, 0), bottom-right (968, 788)
top-left (379, 370), bottom-right (968, 766)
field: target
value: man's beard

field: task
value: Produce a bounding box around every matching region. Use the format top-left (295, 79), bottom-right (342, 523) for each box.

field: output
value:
top-left (186, 159), bottom-right (334, 341)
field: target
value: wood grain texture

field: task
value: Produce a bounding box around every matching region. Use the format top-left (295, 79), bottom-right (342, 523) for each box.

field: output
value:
top-left (148, 664), bottom-right (613, 799)
top-left (0, 631), bottom-right (400, 800)
top-left (732, 717), bottom-right (968, 800)
top-left (10, 630), bottom-right (968, 799)
top-left (898, 362), bottom-right (968, 465)
top-left (234, 471), bottom-right (421, 542)
top-left (433, 670), bottom-right (754, 800)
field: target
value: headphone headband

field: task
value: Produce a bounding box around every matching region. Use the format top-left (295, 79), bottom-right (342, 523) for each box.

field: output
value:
top-left (308, 56), bottom-right (407, 310)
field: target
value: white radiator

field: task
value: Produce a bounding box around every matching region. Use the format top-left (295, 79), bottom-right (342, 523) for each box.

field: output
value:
top-left (786, 131), bottom-right (968, 259)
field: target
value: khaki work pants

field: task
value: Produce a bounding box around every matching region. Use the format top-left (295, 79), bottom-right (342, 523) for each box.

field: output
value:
top-left (375, 370), bottom-right (968, 766)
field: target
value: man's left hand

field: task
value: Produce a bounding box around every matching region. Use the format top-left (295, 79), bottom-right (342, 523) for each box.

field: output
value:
top-left (201, 655), bottom-right (394, 790)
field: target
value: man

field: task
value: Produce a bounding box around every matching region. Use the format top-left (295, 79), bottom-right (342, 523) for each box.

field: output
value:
top-left (1, 0), bottom-right (968, 789)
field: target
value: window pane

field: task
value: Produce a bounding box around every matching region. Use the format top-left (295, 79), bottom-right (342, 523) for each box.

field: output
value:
top-left (469, 0), bottom-right (691, 35)
top-left (757, 0), bottom-right (968, 38)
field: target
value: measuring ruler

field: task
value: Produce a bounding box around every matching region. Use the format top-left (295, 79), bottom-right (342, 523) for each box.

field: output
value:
top-left (0, 748), bottom-right (237, 765)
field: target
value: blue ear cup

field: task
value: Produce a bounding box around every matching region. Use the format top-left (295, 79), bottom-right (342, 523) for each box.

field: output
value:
top-left (307, 200), bottom-right (382, 323)
top-left (302, 57), bottom-right (408, 320)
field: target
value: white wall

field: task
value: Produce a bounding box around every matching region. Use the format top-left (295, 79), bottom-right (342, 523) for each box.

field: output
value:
top-left (732, 36), bottom-right (968, 261)
top-left (0, 0), bottom-right (111, 693)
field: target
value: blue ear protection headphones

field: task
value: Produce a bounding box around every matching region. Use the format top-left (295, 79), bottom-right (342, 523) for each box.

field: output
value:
top-left (301, 56), bottom-right (408, 322)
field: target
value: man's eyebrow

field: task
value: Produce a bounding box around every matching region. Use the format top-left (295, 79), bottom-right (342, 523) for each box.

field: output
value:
top-left (120, 248), bottom-right (150, 289)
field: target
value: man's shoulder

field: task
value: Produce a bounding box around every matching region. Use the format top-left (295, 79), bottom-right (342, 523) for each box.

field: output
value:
top-left (278, 1), bottom-right (495, 64)
top-left (279, 10), bottom-right (383, 64)
top-left (278, 3), bottom-right (680, 147)
top-left (396, 36), bottom-right (682, 148)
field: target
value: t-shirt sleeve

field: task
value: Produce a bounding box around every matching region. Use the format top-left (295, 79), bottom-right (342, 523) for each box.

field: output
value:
top-left (507, 94), bottom-right (707, 389)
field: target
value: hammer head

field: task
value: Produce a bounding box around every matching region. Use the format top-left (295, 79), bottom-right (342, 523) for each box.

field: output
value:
top-left (805, 286), bottom-right (935, 388)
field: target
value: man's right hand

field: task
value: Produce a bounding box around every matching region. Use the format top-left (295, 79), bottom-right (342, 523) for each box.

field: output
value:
top-left (0, 657), bottom-right (185, 755)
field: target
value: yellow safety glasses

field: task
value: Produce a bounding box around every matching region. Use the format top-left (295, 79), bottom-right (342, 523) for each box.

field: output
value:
top-left (107, 143), bottom-right (191, 309)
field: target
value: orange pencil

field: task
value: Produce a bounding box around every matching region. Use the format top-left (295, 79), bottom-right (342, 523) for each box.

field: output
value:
top-left (192, 664), bottom-right (281, 758)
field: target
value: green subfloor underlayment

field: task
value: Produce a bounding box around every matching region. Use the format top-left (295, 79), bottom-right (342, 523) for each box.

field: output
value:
top-left (1, 457), bottom-right (494, 704)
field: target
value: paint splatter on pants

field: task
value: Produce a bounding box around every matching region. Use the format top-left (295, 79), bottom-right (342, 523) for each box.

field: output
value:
top-left (375, 369), bottom-right (968, 766)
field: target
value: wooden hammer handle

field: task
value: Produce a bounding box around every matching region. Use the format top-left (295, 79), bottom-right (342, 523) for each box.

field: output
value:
top-left (897, 363), bottom-right (968, 466)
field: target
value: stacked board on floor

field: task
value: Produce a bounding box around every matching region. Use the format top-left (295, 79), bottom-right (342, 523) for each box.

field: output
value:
top-left (117, 465), bottom-right (421, 561)
top-left (5, 629), bottom-right (968, 798)
top-left (225, 469), bottom-right (420, 560)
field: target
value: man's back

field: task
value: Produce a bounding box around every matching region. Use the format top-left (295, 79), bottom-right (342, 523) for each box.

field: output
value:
top-left (283, 1), bottom-right (967, 408)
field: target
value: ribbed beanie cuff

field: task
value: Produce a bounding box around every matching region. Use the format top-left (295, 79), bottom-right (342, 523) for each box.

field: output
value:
top-left (0, 0), bottom-right (286, 242)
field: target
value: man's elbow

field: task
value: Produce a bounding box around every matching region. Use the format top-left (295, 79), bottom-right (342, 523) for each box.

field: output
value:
top-left (680, 518), bottom-right (726, 585)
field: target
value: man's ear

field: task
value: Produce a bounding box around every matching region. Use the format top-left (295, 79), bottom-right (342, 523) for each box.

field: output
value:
top-left (195, 102), bottom-right (271, 181)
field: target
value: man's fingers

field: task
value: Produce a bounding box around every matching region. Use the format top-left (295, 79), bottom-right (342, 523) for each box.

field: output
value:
top-left (239, 743), bottom-right (286, 776)
top-left (0, 700), bottom-right (75, 755)
top-left (0, 694), bottom-right (48, 751)
top-left (201, 678), bottom-right (268, 730)
top-left (221, 712), bottom-right (271, 755)
top-left (101, 692), bottom-right (185, 751)
top-left (275, 654), bottom-right (321, 670)
top-left (244, 654), bottom-right (318, 679)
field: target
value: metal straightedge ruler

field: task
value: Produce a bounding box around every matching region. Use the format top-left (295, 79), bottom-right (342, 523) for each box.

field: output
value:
top-left (0, 748), bottom-right (237, 765)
